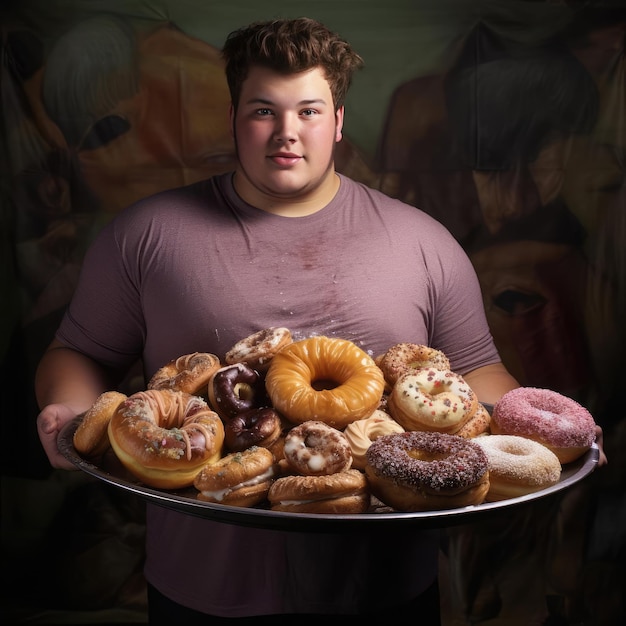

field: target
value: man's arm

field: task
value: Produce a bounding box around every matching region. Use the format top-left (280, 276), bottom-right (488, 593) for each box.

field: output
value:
top-left (463, 362), bottom-right (519, 405)
top-left (35, 339), bottom-right (114, 469)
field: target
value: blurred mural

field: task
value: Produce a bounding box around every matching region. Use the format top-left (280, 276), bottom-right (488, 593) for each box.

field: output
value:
top-left (1, 1), bottom-right (624, 624)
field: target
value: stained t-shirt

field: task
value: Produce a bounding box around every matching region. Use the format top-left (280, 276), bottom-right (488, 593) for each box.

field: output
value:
top-left (58, 172), bottom-right (500, 615)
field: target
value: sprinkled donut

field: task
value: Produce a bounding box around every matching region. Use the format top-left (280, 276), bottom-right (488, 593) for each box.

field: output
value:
top-left (208, 363), bottom-right (270, 421)
top-left (147, 352), bottom-right (221, 396)
top-left (388, 368), bottom-right (478, 434)
top-left (491, 387), bottom-right (596, 464)
top-left (455, 402), bottom-right (492, 439)
top-left (283, 420), bottom-right (352, 476)
top-left (107, 389), bottom-right (224, 489)
top-left (343, 410), bottom-right (405, 470)
top-left (225, 327), bottom-right (293, 372)
top-left (378, 343), bottom-right (451, 389)
top-left (265, 336), bottom-right (385, 428)
top-left (473, 434), bottom-right (562, 501)
top-left (364, 431), bottom-right (490, 511)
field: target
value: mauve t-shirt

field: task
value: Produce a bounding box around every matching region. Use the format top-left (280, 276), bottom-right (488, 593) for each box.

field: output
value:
top-left (58, 172), bottom-right (500, 615)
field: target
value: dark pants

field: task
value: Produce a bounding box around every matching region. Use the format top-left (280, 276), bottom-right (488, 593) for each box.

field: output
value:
top-left (147, 581), bottom-right (441, 624)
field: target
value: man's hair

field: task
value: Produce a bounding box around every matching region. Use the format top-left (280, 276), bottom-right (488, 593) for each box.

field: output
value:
top-left (222, 17), bottom-right (364, 111)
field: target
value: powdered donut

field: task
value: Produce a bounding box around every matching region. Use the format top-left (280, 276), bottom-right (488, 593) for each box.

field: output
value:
top-left (225, 327), bottom-right (292, 372)
top-left (343, 410), bottom-right (405, 470)
top-left (388, 368), bottom-right (477, 434)
top-left (473, 434), bottom-right (562, 501)
top-left (364, 431), bottom-right (490, 511)
top-left (378, 343), bottom-right (451, 388)
top-left (491, 387), bottom-right (596, 464)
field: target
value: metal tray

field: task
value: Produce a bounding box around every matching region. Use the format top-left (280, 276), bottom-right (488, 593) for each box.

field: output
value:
top-left (58, 416), bottom-right (599, 532)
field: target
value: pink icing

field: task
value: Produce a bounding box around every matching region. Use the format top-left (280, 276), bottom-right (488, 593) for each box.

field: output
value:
top-left (492, 387), bottom-right (596, 448)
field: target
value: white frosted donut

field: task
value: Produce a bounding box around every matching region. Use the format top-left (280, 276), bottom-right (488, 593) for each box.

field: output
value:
top-left (491, 387), bottom-right (596, 464)
top-left (343, 410), bottom-right (405, 470)
top-left (225, 327), bottom-right (292, 372)
top-left (388, 368), bottom-right (477, 434)
top-left (473, 435), bottom-right (562, 501)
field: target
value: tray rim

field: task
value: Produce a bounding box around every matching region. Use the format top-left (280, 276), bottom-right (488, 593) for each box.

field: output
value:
top-left (58, 416), bottom-right (599, 533)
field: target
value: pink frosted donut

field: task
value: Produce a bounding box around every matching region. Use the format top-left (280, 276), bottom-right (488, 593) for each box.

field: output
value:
top-left (491, 387), bottom-right (596, 464)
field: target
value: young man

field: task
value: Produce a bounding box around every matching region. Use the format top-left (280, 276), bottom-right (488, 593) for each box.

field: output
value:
top-left (36, 17), bottom-right (523, 623)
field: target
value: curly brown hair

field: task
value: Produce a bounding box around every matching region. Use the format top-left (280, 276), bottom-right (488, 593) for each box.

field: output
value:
top-left (222, 17), bottom-right (364, 111)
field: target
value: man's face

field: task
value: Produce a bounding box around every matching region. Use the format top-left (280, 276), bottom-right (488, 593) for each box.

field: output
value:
top-left (231, 65), bottom-right (344, 210)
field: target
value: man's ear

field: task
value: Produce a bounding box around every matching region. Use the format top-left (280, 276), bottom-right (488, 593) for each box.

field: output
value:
top-left (335, 106), bottom-right (345, 142)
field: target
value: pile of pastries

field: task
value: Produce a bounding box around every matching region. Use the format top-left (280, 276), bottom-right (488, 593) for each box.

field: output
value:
top-left (72, 328), bottom-right (597, 513)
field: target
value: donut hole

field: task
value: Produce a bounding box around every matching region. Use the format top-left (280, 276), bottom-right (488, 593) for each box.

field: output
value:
top-left (407, 450), bottom-right (448, 462)
top-left (233, 382), bottom-right (255, 402)
top-left (311, 378), bottom-right (340, 391)
top-left (501, 442), bottom-right (529, 456)
top-left (407, 360), bottom-right (423, 370)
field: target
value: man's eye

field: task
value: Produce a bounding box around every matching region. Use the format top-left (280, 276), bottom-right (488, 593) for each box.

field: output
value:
top-left (256, 108), bottom-right (272, 116)
top-left (301, 109), bottom-right (316, 116)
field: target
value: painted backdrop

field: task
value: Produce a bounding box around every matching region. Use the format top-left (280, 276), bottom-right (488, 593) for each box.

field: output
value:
top-left (1, 1), bottom-right (625, 624)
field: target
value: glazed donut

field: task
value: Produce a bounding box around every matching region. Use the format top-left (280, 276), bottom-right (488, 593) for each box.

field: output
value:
top-left (473, 435), bottom-right (562, 501)
top-left (268, 469), bottom-right (370, 514)
top-left (108, 389), bottom-right (224, 489)
top-left (194, 446), bottom-right (280, 507)
top-left (207, 363), bottom-right (269, 421)
top-left (225, 327), bottom-right (293, 372)
top-left (224, 407), bottom-right (283, 452)
top-left (147, 352), bottom-right (221, 396)
top-left (73, 391), bottom-right (127, 459)
top-left (364, 431), bottom-right (490, 511)
top-left (283, 421), bottom-right (352, 476)
top-left (343, 410), bottom-right (405, 470)
top-left (378, 343), bottom-right (451, 388)
top-left (455, 402), bottom-right (492, 439)
top-left (491, 387), bottom-right (597, 464)
top-left (388, 368), bottom-right (478, 434)
top-left (265, 336), bottom-right (385, 428)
